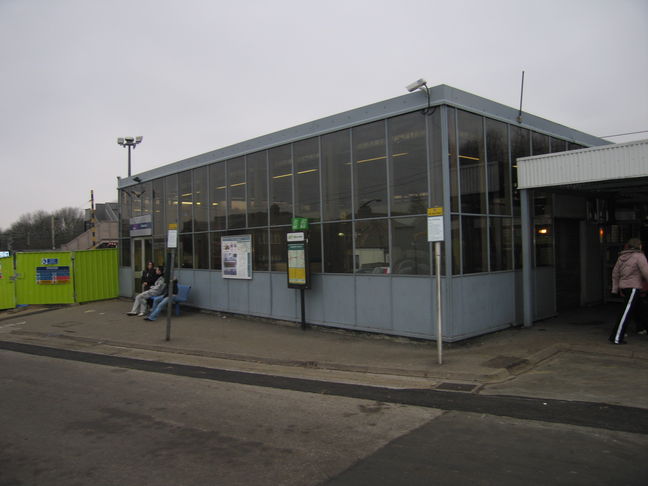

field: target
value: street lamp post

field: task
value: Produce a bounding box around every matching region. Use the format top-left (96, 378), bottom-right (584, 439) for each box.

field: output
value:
top-left (117, 136), bottom-right (143, 177)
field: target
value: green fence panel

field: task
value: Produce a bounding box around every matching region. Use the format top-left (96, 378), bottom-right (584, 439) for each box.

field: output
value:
top-left (73, 248), bottom-right (119, 303)
top-left (0, 256), bottom-right (16, 310)
top-left (15, 252), bottom-right (75, 305)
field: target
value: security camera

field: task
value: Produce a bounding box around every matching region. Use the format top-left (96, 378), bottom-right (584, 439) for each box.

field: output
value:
top-left (117, 137), bottom-right (125, 144)
top-left (406, 78), bottom-right (427, 92)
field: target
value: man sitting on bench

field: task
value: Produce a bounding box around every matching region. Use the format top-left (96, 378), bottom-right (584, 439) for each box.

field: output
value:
top-left (144, 278), bottom-right (178, 321)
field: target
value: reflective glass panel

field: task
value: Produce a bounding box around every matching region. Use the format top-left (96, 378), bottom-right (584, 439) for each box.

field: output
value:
top-left (531, 132), bottom-right (550, 155)
top-left (550, 137), bottom-right (566, 153)
top-left (355, 219), bottom-right (389, 274)
top-left (249, 227), bottom-right (269, 271)
top-left (294, 138), bottom-right (321, 221)
top-left (486, 119), bottom-right (511, 215)
top-left (164, 174), bottom-right (178, 228)
top-left (131, 184), bottom-right (142, 218)
top-left (308, 224), bottom-right (322, 273)
top-left (152, 179), bottom-right (164, 236)
top-left (179, 233), bottom-right (193, 268)
top-left (269, 146), bottom-right (292, 226)
top-left (354, 121), bottom-right (387, 218)
top-left (209, 163), bottom-right (226, 230)
top-left (323, 221), bottom-right (353, 273)
top-left (451, 215), bottom-right (460, 275)
top-left (391, 217), bottom-right (430, 275)
top-left (120, 238), bottom-right (131, 266)
top-left (179, 171), bottom-right (192, 233)
top-left (322, 130), bottom-right (352, 221)
top-left (141, 182), bottom-right (152, 216)
top-left (458, 110), bottom-right (486, 214)
top-left (246, 151), bottom-right (268, 227)
top-left (489, 217), bottom-right (513, 271)
top-left (193, 166), bottom-right (208, 232)
top-left (228, 157), bottom-right (246, 229)
top-left (448, 108), bottom-right (459, 212)
top-left (194, 232), bottom-right (209, 269)
top-left (153, 238), bottom-right (165, 268)
top-left (389, 112), bottom-right (427, 216)
top-left (210, 231), bottom-right (222, 270)
top-left (120, 190), bottom-right (131, 238)
top-left (429, 108), bottom-right (443, 208)
top-left (270, 227), bottom-right (288, 271)
top-left (462, 215), bottom-right (488, 274)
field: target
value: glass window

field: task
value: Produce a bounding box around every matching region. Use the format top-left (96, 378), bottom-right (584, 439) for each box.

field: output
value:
top-left (270, 227), bottom-right (288, 271)
top-left (179, 233), bottom-right (193, 269)
top-left (247, 151), bottom-right (268, 227)
top-left (120, 238), bottom-right (131, 267)
top-left (531, 132), bottom-right (550, 156)
top-left (228, 157), bottom-right (246, 229)
top-left (179, 171), bottom-right (192, 233)
top-left (355, 219), bottom-right (389, 274)
top-left (489, 217), bottom-right (513, 271)
top-left (354, 121), bottom-right (387, 218)
top-left (510, 126), bottom-right (530, 191)
top-left (308, 224), bottom-right (322, 273)
top-left (448, 108), bottom-right (459, 213)
top-left (210, 231), bottom-right (222, 270)
top-left (323, 221), bottom-right (353, 273)
top-left (391, 217), bottom-right (430, 275)
top-left (141, 181), bottom-right (152, 216)
top-left (458, 111), bottom-right (486, 214)
top-left (131, 184), bottom-right (142, 218)
top-left (194, 232), bottom-right (209, 269)
top-left (294, 138), bottom-right (321, 221)
top-left (534, 192), bottom-right (554, 266)
top-left (550, 137), bottom-right (566, 153)
top-left (152, 179), bottom-right (164, 236)
top-left (513, 217), bottom-right (522, 270)
top-left (269, 146), bottom-right (293, 226)
top-left (249, 228), bottom-right (269, 271)
top-left (209, 163), bottom-right (227, 230)
top-left (568, 142), bottom-right (584, 151)
top-left (462, 215), bottom-right (488, 274)
top-left (322, 130), bottom-right (352, 221)
top-left (120, 190), bottom-right (131, 238)
top-left (193, 167), bottom-right (208, 232)
top-left (153, 237), bottom-right (165, 267)
top-left (429, 108), bottom-right (443, 208)
top-left (164, 175), bottom-right (178, 229)
top-left (486, 119), bottom-right (511, 215)
top-left (451, 215), bottom-right (461, 275)
top-left (389, 112), bottom-right (427, 216)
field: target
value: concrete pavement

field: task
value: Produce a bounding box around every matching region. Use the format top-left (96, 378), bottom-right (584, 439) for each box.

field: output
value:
top-left (1, 299), bottom-right (647, 409)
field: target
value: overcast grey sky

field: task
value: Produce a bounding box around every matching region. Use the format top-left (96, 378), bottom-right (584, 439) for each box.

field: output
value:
top-left (1, 0), bottom-right (646, 230)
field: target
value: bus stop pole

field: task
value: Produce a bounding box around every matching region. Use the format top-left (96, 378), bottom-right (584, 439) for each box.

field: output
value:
top-left (435, 241), bottom-right (443, 365)
top-left (165, 250), bottom-right (174, 341)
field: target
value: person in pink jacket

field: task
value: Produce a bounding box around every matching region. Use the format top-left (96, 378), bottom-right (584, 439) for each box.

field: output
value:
top-left (609, 238), bottom-right (648, 344)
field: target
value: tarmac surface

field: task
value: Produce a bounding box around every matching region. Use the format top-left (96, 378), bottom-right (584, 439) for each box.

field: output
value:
top-left (1, 299), bottom-right (647, 410)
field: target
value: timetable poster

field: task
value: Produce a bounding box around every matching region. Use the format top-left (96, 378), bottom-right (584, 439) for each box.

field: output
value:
top-left (221, 235), bottom-right (252, 279)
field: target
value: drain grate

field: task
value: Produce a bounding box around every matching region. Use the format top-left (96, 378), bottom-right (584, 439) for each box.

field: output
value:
top-left (436, 382), bottom-right (478, 392)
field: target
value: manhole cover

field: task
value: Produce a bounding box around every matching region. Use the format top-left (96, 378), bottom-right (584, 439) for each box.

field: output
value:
top-left (436, 382), bottom-right (478, 392)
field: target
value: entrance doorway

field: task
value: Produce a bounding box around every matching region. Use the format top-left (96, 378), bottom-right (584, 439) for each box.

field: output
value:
top-left (555, 218), bottom-right (581, 310)
top-left (131, 238), bottom-right (152, 294)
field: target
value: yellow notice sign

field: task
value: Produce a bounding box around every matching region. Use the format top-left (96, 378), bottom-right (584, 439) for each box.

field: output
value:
top-left (168, 223), bottom-right (178, 230)
top-left (427, 207), bottom-right (443, 217)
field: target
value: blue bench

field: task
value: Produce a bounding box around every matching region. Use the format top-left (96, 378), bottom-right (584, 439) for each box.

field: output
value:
top-left (150, 285), bottom-right (191, 316)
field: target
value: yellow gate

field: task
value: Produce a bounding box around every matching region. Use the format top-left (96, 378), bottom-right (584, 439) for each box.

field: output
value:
top-left (0, 256), bottom-right (16, 310)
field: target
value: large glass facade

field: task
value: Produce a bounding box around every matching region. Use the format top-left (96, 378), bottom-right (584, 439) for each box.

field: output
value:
top-left (120, 104), bottom-right (577, 278)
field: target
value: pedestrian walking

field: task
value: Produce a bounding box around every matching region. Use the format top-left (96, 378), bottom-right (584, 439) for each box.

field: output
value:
top-left (609, 238), bottom-right (648, 344)
top-left (127, 266), bottom-right (166, 317)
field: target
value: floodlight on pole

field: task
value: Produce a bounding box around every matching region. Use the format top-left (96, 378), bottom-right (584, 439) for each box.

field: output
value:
top-left (117, 136), bottom-right (143, 177)
top-left (405, 78), bottom-right (432, 114)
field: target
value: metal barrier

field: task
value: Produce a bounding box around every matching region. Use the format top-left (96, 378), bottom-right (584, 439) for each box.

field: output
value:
top-left (0, 249), bottom-right (118, 310)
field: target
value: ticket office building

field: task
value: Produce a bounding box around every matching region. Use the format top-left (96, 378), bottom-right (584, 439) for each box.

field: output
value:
top-left (118, 85), bottom-right (607, 341)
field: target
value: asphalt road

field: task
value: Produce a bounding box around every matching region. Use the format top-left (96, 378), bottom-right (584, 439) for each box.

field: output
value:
top-left (2, 346), bottom-right (648, 486)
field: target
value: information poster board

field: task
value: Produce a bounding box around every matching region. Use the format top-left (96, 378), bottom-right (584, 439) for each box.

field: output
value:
top-left (221, 235), bottom-right (252, 279)
top-left (36, 266), bottom-right (71, 285)
top-left (287, 232), bottom-right (310, 289)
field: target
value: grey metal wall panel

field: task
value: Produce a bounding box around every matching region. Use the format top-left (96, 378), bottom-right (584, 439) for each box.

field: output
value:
top-left (322, 275), bottom-right (356, 327)
top-left (248, 272), bottom-right (272, 317)
top-left (304, 274), bottom-right (325, 324)
top-left (228, 279), bottom-right (250, 314)
top-left (119, 267), bottom-right (133, 297)
top-left (534, 267), bottom-right (556, 319)
top-left (355, 276), bottom-right (392, 331)
top-left (391, 276), bottom-right (433, 338)
top-left (188, 270), bottom-right (211, 307)
top-left (451, 273), bottom-right (516, 340)
top-left (270, 273), bottom-right (298, 321)
top-left (210, 271), bottom-right (228, 310)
